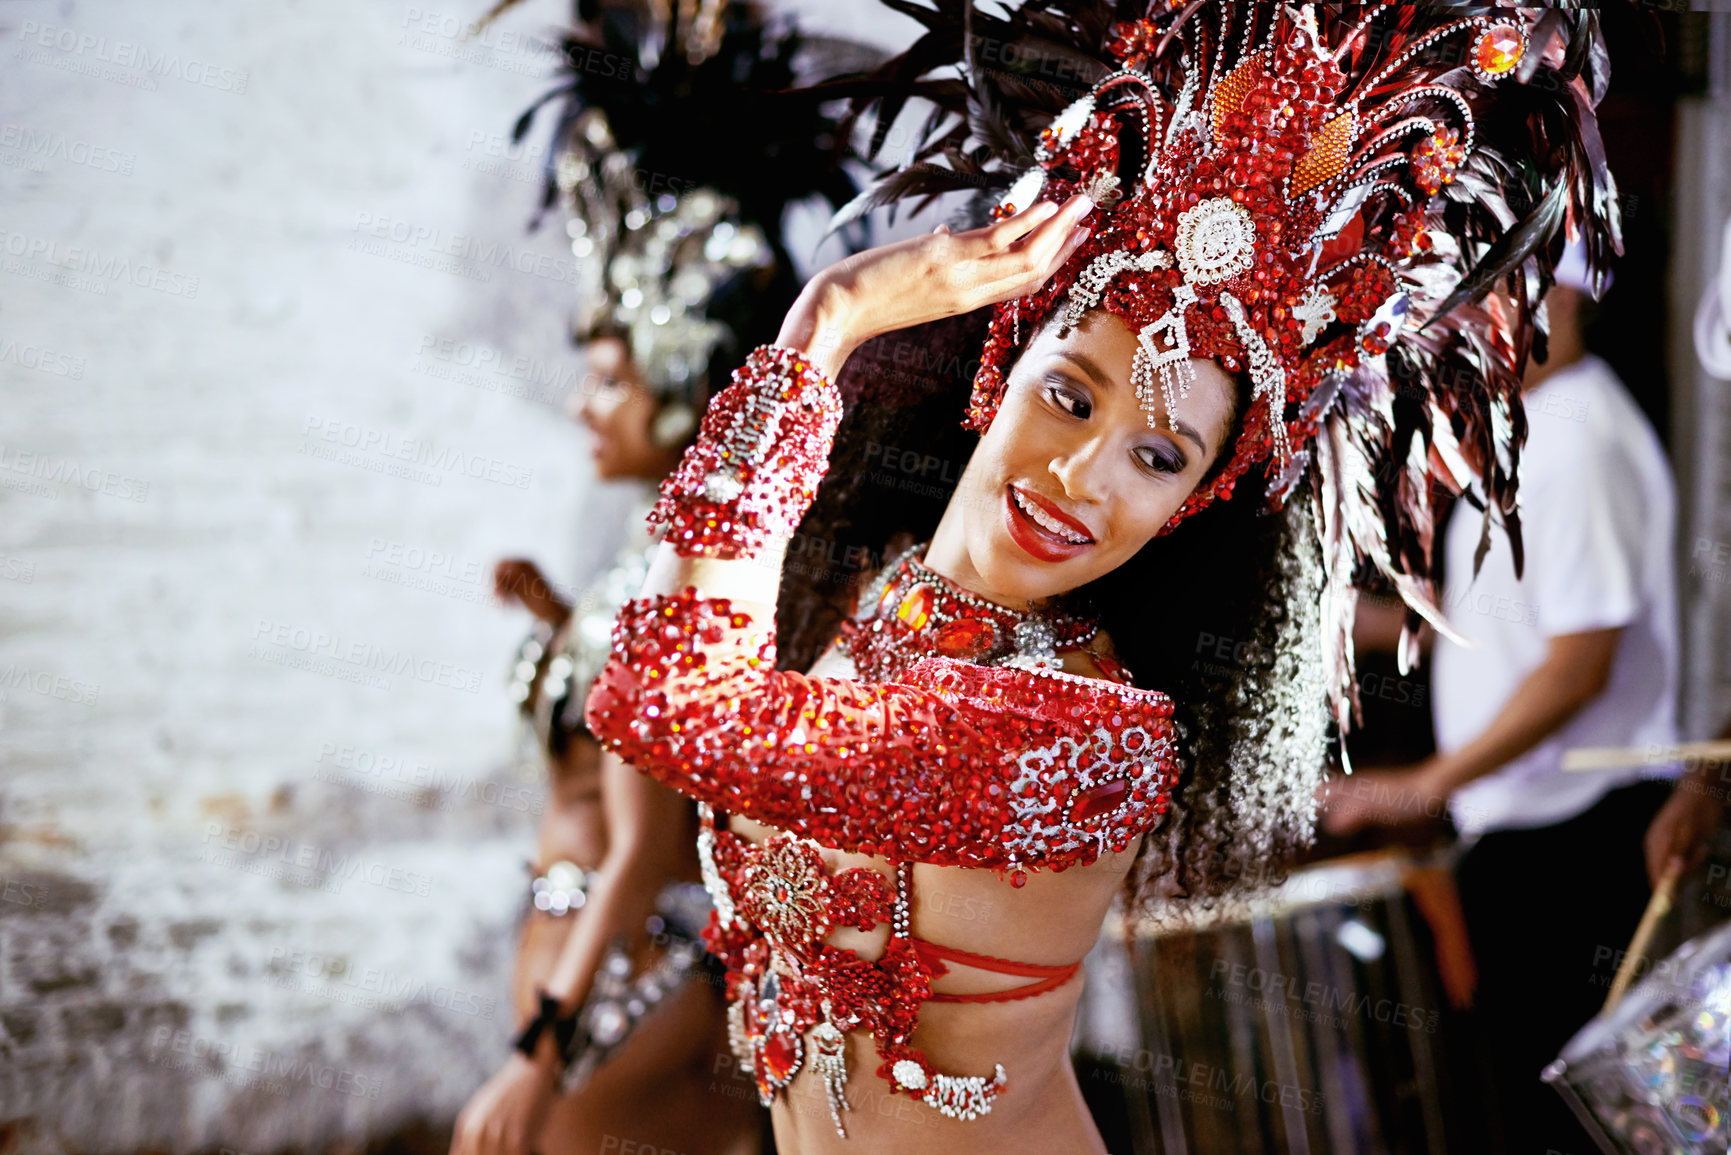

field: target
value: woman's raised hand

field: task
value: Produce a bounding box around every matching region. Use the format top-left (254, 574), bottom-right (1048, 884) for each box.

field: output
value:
top-left (777, 192), bottom-right (1095, 380)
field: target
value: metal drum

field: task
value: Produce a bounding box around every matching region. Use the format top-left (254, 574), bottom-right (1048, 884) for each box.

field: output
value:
top-left (1083, 851), bottom-right (1483, 1154)
top-left (1542, 919), bottom-right (1731, 1154)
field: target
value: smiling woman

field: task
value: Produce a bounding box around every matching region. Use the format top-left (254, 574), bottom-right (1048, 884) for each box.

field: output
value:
top-left (577, 181), bottom-right (1329, 1152)
top-left (773, 303), bottom-right (1304, 930)
top-left (926, 309), bottom-right (1245, 599)
top-left (582, 200), bottom-right (1206, 1153)
top-left (574, 1), bottom-right (1616, 1152)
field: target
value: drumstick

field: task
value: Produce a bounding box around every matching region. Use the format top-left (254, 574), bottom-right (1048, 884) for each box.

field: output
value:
top-left (1602, 859), bottom-right (1683, 1014)
top-left (1562, 739), bottom-right (1731, 772)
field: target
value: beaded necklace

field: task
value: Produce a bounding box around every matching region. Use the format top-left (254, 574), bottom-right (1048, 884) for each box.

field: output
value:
top-left (838, 541), bottom-right (1112, 683)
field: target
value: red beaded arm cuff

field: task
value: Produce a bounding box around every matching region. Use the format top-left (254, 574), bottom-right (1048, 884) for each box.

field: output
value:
top-left (584, 588), bottom-right (1179, 873)
top-left (646, 345), bottom-right (843, 561)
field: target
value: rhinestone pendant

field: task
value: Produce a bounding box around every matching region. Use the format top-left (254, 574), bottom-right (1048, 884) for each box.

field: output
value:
top-left (810, 1007), bottom-right (851, 1138)
top-left (747, 972), bottom-right (803, 1103)
top-left (726, 993), bottom-right (754, 1076)
top-left (891, 1058), bottom-right (928, 1090)
top-left (896, 583), bottom-right (934, 631)
top-left (1003, 618), bottom-right (1060, 670)
top-left (934, 618), bottom-right (999, 661)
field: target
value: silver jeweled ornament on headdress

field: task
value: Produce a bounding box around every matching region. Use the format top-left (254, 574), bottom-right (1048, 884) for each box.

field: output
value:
top-left (512, 0), bottom-right (865, 439)
top-left (556, 107), bottom-right (774, 407)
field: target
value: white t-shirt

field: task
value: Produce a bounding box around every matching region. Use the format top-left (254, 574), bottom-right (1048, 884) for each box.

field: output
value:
top-left (1432, 355), bottom-right (1680, 836)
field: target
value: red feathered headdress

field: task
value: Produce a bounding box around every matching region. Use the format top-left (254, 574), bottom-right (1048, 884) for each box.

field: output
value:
top-left (825, 0), bottom-right (1621, 734)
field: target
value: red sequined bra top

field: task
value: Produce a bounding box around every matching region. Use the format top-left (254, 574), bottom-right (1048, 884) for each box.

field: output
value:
top-left (702, 802), bottom-right (1095, 1133)
top-left (584, 345), bottom-right (1181, 1135)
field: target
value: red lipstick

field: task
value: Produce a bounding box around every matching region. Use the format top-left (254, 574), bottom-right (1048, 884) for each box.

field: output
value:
top-left (1003, 483), bottom-right (1092, 563)
top-left (1017, 486), bottom-right (1094, 540)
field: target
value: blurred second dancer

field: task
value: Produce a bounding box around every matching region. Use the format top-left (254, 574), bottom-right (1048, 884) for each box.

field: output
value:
top-left (452, 3), bottom-right (859, 1153)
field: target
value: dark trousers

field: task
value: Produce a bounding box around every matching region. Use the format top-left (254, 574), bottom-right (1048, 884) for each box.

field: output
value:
top-left (1454, 779), bottom-right (1672, 1155)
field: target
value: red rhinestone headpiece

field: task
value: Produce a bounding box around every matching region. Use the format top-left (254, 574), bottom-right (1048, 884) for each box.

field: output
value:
top-left (829, 0), bottom-right (1620, 731)
top-left (965, 5), bottom-right (1544, 533)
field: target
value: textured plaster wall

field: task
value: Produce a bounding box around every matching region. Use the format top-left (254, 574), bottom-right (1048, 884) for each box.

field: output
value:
top-left (1, 0), bottom-right (613, 1148)
top-left (0, 1), bottom-right (919, 1150)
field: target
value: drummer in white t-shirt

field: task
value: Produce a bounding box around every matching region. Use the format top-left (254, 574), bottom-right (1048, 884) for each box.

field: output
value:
top-left (1433, 324), bottom-right (1681, 838)
top-left (1322, 260), bottom-right (1683, 1153)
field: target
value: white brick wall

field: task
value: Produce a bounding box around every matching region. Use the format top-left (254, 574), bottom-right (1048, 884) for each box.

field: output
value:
top-left (0, 1), bottom-right (627, 1149)
top-left (0, 2), bottom-right (923, 1150)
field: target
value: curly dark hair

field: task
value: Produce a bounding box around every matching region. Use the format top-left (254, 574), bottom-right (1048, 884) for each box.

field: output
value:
top-left (775, 310), bottom-right (1331, 920)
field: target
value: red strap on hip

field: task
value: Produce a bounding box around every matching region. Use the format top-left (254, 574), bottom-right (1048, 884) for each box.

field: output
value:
top-left (911, 937), bottom-right (1082, 1003)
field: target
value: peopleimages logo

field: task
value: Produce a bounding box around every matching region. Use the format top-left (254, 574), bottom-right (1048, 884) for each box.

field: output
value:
top-left (0, 229), bottom-right (199, 298)
top-left (147, 1028), bottom-right (382, 1099)
top-left (300, 415), bottom-right (534, 490)
top-left (0, 123), bottom-right (135, 175)
top-left (396, 7), bottom-right (564, 77)
top-left (313, 741), bottom-right (544, 815)
top-left (347, 213), bottom-right (582, 286)
top-left (411, 334), bottom-right (588, 404)
top-left (1207, 958), bottom-right (1442, 1033)
top-left (0, 337), bottom-right (87, 379)
top-left (0, 663), bottom-right (100, 707)
top-left (201, 822), bottom-right (436, 898)
top-left (2, 877), bottom-right (50, 910)
top-left (249, 617), bottom-right (485, 695)
top-left (267, 946), bottom-right (497, 1019)
top-left (0, 443), bottom-right (149, 502)
top-left (0, 555), bottom-right (36, 584)
top-left (16, 22), bottom-right (249, 93)
top-left (1088, 1044), bottom-right (1327, 1116)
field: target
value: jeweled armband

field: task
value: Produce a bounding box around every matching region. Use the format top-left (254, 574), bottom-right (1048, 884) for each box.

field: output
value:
top-left (646, 345), bottom-right (842, 561)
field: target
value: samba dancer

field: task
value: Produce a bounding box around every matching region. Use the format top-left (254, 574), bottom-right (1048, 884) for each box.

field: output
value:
top-left (579, 3), bottom-right (1612, 1151)
top-left (453, 4), bottom-right (856, 1153)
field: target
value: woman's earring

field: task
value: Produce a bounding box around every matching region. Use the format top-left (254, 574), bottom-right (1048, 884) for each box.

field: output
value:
top-left (650, 402), bottom-right (697, 447)
top-left (963, 380), bottom-right (1001, 434)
